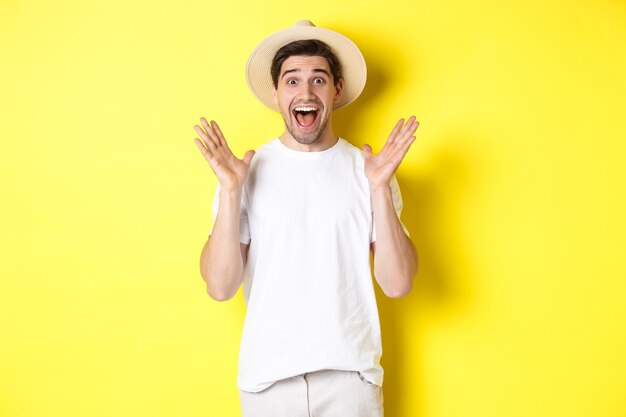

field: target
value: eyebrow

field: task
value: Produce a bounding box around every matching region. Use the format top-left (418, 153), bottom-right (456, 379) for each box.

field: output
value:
top-left (280, 68), bottom-right (331, 80)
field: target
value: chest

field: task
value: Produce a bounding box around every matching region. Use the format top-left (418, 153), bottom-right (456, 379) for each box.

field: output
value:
top-left (245, 156), bottom-right (372, 231)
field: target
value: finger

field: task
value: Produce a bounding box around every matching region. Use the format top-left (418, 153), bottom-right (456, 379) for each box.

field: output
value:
top-left (210, 120), bottom-right (228, 148)
top-left (194, 123), bottom-right (217, 150)
top-left (195, 119), bottom-right (209, 139)
top-left (199, 117), bottom-right (212, 137)
top-left (194, 122), bottom-right (207, 139)
top-left (194, 137), bottom-right (206, 152)
top-left (362, 144), bottom-right (374, 159)
top-left (242, 150), bottom-right (255, 166)
top-left (194, 137), bottom-right (214, 162)
top-left (387, 119), bottom-right (405, 144)
top-left (395, 118), bottom-right (419, 147)
top-left (391, 135), bottom-right (416, 162)
top-left (408, 117), bottom-right (419, 135)
top-left (398, 116), bottom-right (418, 138)
top-left (199, 118), bottom-right (221, 149)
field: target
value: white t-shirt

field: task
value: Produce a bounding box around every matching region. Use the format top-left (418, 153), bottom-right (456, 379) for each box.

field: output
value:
top-left (212, 138), bottom-right (407, 393)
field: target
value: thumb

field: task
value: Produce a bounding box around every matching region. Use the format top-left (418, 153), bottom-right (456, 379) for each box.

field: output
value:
top-left (242, 150), bottom-right (255, 166)
top-left (362, 144), bottom-right (373, 158)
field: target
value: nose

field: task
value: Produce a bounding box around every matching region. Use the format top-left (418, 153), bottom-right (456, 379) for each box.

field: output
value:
top-left (297, 83), bottom-right (315, 101)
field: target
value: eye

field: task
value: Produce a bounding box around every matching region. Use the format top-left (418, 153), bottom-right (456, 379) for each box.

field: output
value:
top-left (313, 78), bottom-right (325, 84)
top-left (287, 79), bottom-right (297, 85)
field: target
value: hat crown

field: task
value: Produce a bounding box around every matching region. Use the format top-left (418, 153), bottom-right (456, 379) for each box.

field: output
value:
top-left (293, 20), bottom-right (315, 27)
top-left (246, 21), bottom-right (367, 111)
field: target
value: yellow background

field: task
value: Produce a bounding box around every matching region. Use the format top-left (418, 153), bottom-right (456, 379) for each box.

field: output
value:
top-left (1, 0), bottom-right (625, 416)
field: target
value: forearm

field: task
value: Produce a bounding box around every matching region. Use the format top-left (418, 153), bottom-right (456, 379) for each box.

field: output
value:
top-left (200, 188), bottom-right (245, 301)
top-left (371, 185), bottom-right (418, 298)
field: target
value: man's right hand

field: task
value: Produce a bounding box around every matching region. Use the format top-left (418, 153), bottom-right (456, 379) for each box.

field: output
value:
top-left (194, 118), bottom-right (255, 191)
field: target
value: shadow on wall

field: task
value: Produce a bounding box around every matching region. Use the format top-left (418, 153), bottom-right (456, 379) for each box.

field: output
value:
top-left (331, 26), bottom-right (398, 136)
top-left (378, 146), bottom-right (478, 417)
top-left (332, 25), bottom-right (479, 416)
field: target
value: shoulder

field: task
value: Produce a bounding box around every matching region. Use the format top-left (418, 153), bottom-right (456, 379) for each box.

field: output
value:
top-left (249, 138), bottom-right (280, 166)
top-left (338, 137), bottom-right (361, 153)
top-left (337, 138), bottom-right (364, 159)
top-left (255, 138), bottom-right (281, 156)
top-left (336, 138), bottom-right (366, 169)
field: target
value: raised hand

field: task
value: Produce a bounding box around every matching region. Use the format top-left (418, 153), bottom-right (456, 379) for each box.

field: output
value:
top-left (362, 116), bottom-right (419, 189)
top-left (194, 118), bottom-right (255, 191)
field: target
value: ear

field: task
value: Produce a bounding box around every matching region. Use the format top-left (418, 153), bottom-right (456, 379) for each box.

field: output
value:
top-left (333, 79), bottom-right (344, 104)
top-left (272, 87), bottom-right (278, 107)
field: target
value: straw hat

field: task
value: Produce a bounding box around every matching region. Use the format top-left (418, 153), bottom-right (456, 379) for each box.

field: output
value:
top-left (245, 20), bottom-right (367, 112)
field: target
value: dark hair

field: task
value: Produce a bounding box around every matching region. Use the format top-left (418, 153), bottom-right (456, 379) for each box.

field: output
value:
top-left (270, 39), bottom-right (343, 88)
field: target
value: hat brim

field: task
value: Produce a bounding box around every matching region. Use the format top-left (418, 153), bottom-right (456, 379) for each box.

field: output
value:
top-left (246, 24), bottom-right (367, 112)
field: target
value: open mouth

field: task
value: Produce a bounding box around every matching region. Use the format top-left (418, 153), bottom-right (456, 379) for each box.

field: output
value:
top-left (292, 106), bottom-right (320, 129)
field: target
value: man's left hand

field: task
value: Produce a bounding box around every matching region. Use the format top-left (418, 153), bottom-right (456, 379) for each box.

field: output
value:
top-left (362, 116), bottom-right (419, 190)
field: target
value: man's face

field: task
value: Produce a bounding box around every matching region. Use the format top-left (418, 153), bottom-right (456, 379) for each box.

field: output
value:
top-left (272, 55), bottom-right (343, 145)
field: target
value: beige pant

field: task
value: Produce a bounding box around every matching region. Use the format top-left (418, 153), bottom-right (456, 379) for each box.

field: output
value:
top-left (239, 369), bottom-right (384, 417)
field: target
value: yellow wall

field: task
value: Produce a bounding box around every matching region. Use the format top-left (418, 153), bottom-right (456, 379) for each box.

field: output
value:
top-left (1, 0), bottom-right (625, 416)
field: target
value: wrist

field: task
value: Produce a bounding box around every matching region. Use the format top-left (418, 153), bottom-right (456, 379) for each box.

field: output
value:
top-left (369, 182), bottom-right (392, 195)
top-left (219, 185), bottom-right (243, 199)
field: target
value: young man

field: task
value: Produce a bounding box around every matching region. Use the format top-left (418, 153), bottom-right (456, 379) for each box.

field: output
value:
top-left (194, 20), bottom-right (419, 417)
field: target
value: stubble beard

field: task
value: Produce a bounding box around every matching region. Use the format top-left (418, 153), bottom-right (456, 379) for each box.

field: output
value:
top-left (286, 116), bottom-right (329, 145)
top-left (283, 105), bottom-right (330, 145)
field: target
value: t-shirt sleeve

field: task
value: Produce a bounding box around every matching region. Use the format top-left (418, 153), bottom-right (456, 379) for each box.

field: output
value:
top-left (371, 175), bottom-right (410, 243)
top-left (209, 183), bottom-right (251, 245)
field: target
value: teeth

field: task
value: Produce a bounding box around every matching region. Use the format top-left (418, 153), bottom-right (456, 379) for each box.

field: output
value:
top-left (294, 107), bottom-right (318, 112)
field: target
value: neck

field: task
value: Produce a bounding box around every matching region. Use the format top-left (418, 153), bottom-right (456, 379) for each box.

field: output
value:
top-left (279, 124), bottom-right (339, 152)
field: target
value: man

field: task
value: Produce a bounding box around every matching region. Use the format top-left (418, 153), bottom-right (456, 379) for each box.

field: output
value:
top-left (193, 20), bottom-right (419, 417)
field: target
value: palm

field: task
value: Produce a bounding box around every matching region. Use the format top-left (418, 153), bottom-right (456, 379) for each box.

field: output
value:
top-left (363, 117), bottom-right (419, 188)
top-left (194, 118), bottom-right (255, 190)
